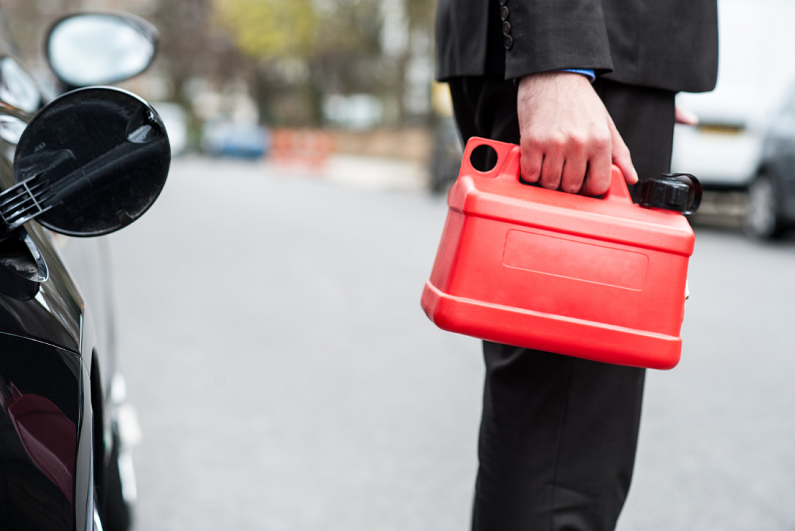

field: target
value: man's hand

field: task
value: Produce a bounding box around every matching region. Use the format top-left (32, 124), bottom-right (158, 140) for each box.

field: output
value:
top-left (517, 72), bottom-right (638, 195)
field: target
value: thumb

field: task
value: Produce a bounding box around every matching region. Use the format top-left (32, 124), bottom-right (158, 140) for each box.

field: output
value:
top-left (607, 114), bottom-right (638, 185)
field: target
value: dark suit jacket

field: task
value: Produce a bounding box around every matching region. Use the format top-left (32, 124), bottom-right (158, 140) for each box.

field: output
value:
top-left (436, 0), bottom-right (718, 93)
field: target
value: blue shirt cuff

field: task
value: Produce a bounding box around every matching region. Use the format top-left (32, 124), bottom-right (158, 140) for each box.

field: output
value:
top-left (559, 69), bottom-right (596, 82)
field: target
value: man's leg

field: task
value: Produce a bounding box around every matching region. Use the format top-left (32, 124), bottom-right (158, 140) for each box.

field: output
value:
top-left (474, 345), bottom-right (646, 531)
top-left (448, 76), bottom-right (675, 531)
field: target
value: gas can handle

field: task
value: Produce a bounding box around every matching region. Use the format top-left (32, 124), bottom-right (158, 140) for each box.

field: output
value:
top-left (603, 165), bottom-right (633, 203)
top-left (461, 137), bottom-right (518, 177)
top-left (462, 138), bottom-right (634, 206)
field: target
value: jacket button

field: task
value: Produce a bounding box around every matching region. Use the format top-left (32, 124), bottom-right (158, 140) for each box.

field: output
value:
top-left (502, 21), bottom-right (512, 35)
top-left (501, 6), bottom-right (510, 20)
top-left (504, 35), bottom-right (513, 50)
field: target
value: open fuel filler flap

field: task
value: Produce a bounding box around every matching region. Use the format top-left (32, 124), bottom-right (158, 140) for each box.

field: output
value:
top-left (421, 138), bottom-right (701, 370)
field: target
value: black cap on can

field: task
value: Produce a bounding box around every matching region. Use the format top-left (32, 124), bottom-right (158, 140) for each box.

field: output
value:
top-left (639, 173), bottom-right (702, 216)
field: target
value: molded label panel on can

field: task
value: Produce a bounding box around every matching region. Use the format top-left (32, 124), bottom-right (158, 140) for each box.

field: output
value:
top-left (502, 230), bottom-right (649, 291)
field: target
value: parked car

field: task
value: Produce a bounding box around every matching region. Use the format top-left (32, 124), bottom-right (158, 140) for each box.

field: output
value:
top-left (670, 0), bottom-right (795, 238)
top-left (201, 120), bottom-right (271, 159)
top-left (0, 9), bottom-right (169, 531)
top-left (676, 76), bottom-right (795, 239)
top-left (743, 86), bottom-right (795, 238)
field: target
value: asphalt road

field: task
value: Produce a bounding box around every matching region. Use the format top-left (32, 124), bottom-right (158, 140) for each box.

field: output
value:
top-left (107, 156), bottom-right (795, 531)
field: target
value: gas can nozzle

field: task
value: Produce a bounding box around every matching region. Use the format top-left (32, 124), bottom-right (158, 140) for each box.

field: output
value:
top-left (639, 173), bottom-right (702, 216)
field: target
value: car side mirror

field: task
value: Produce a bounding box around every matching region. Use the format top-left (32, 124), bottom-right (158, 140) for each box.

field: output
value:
top-left (46, 12), bottom-right (158, 88)
top-left (0, 87), bottom-right (170, 239)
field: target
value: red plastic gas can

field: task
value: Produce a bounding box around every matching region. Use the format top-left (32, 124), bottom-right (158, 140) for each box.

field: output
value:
top-left (421, 138), bottom-right (696, 370)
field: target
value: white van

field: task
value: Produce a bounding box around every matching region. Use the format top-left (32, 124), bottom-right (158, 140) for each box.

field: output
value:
top-left (671, 0), bottom-right (795, 189)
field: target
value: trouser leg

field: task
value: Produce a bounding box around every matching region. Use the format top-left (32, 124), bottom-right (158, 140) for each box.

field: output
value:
top-left (447, 75), bottom-right (675, 531)
top-left (474, 344), bottom-right (646, 531)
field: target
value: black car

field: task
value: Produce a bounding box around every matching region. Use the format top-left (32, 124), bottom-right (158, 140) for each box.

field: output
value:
top-left (745, 87), bottom-right (795, 239)
top-left (0, 9), bottom-right (170, 531)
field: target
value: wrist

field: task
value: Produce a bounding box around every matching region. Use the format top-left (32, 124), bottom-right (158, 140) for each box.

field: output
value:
top-left (518, 71), bottom-right (593, 94)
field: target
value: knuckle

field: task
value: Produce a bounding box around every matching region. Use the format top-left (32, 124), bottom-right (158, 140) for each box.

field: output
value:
top-left (569, 134), bottom-right (586, 150)
top-left (592, 134), bottom-right (610, 151)
top-left (535, 133), bottom-right (560, 150)
top-left (549, 134), bottom-right (566, 149)
top-left (522, 131), bottom-right (543, 147)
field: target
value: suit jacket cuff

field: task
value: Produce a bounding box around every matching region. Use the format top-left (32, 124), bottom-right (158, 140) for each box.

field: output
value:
top-left (503, 0), bottom-right (614, 80)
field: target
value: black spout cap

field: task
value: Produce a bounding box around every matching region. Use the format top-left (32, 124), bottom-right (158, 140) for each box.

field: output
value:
top-left (639, 173), bottom-right (702, 216)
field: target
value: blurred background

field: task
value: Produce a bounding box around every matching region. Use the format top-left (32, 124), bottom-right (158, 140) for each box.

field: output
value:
top-left (10, 0), bottom-right (795, 229)
top-left (4, 0), bottom-right (448, 186)
top-left (6, 0), bottom-right (795, 529)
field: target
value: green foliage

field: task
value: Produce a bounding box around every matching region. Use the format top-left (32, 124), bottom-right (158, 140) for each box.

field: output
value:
top-left (214, 0), bottom-right (318, 60)
top-left (213, 0), bottom-right (438, 125)
top-left (314, 0), bottom-right (382, 55)
top-left (215, 0), bottom-right (389, 64)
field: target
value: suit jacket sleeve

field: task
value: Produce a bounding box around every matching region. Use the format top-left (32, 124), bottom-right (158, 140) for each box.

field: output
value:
top-left (504, 0), bottom-right (614, 80)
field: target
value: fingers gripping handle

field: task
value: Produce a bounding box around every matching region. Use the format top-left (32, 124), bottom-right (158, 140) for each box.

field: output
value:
top-left (461, 138), bottom-right (632, 201)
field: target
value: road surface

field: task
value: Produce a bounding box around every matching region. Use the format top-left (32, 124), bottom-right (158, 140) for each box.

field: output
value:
top-left (106, 156), bottom-right (795, 530)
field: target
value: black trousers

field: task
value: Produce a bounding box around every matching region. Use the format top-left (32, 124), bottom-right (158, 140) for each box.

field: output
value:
top-left (448, 76), bottom-right (676, 531)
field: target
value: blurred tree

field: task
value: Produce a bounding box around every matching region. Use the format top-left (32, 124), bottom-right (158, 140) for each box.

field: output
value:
top-left (3, 0), bottom-right (440, 128)
top-left (312, 0), bottom-right (383, 93)
top-left (3, 0), bottom-right (83, 60)
top-left (214, 0), bottom-right (387, 126)
top-left (405, 0), bottom-right (437, 122)
top-left (152, 0), bottom-right (215, 99)
top-left (214, 0), bottom-right (317, 60)
top-left (407, 0), bottom-right (435, 24)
